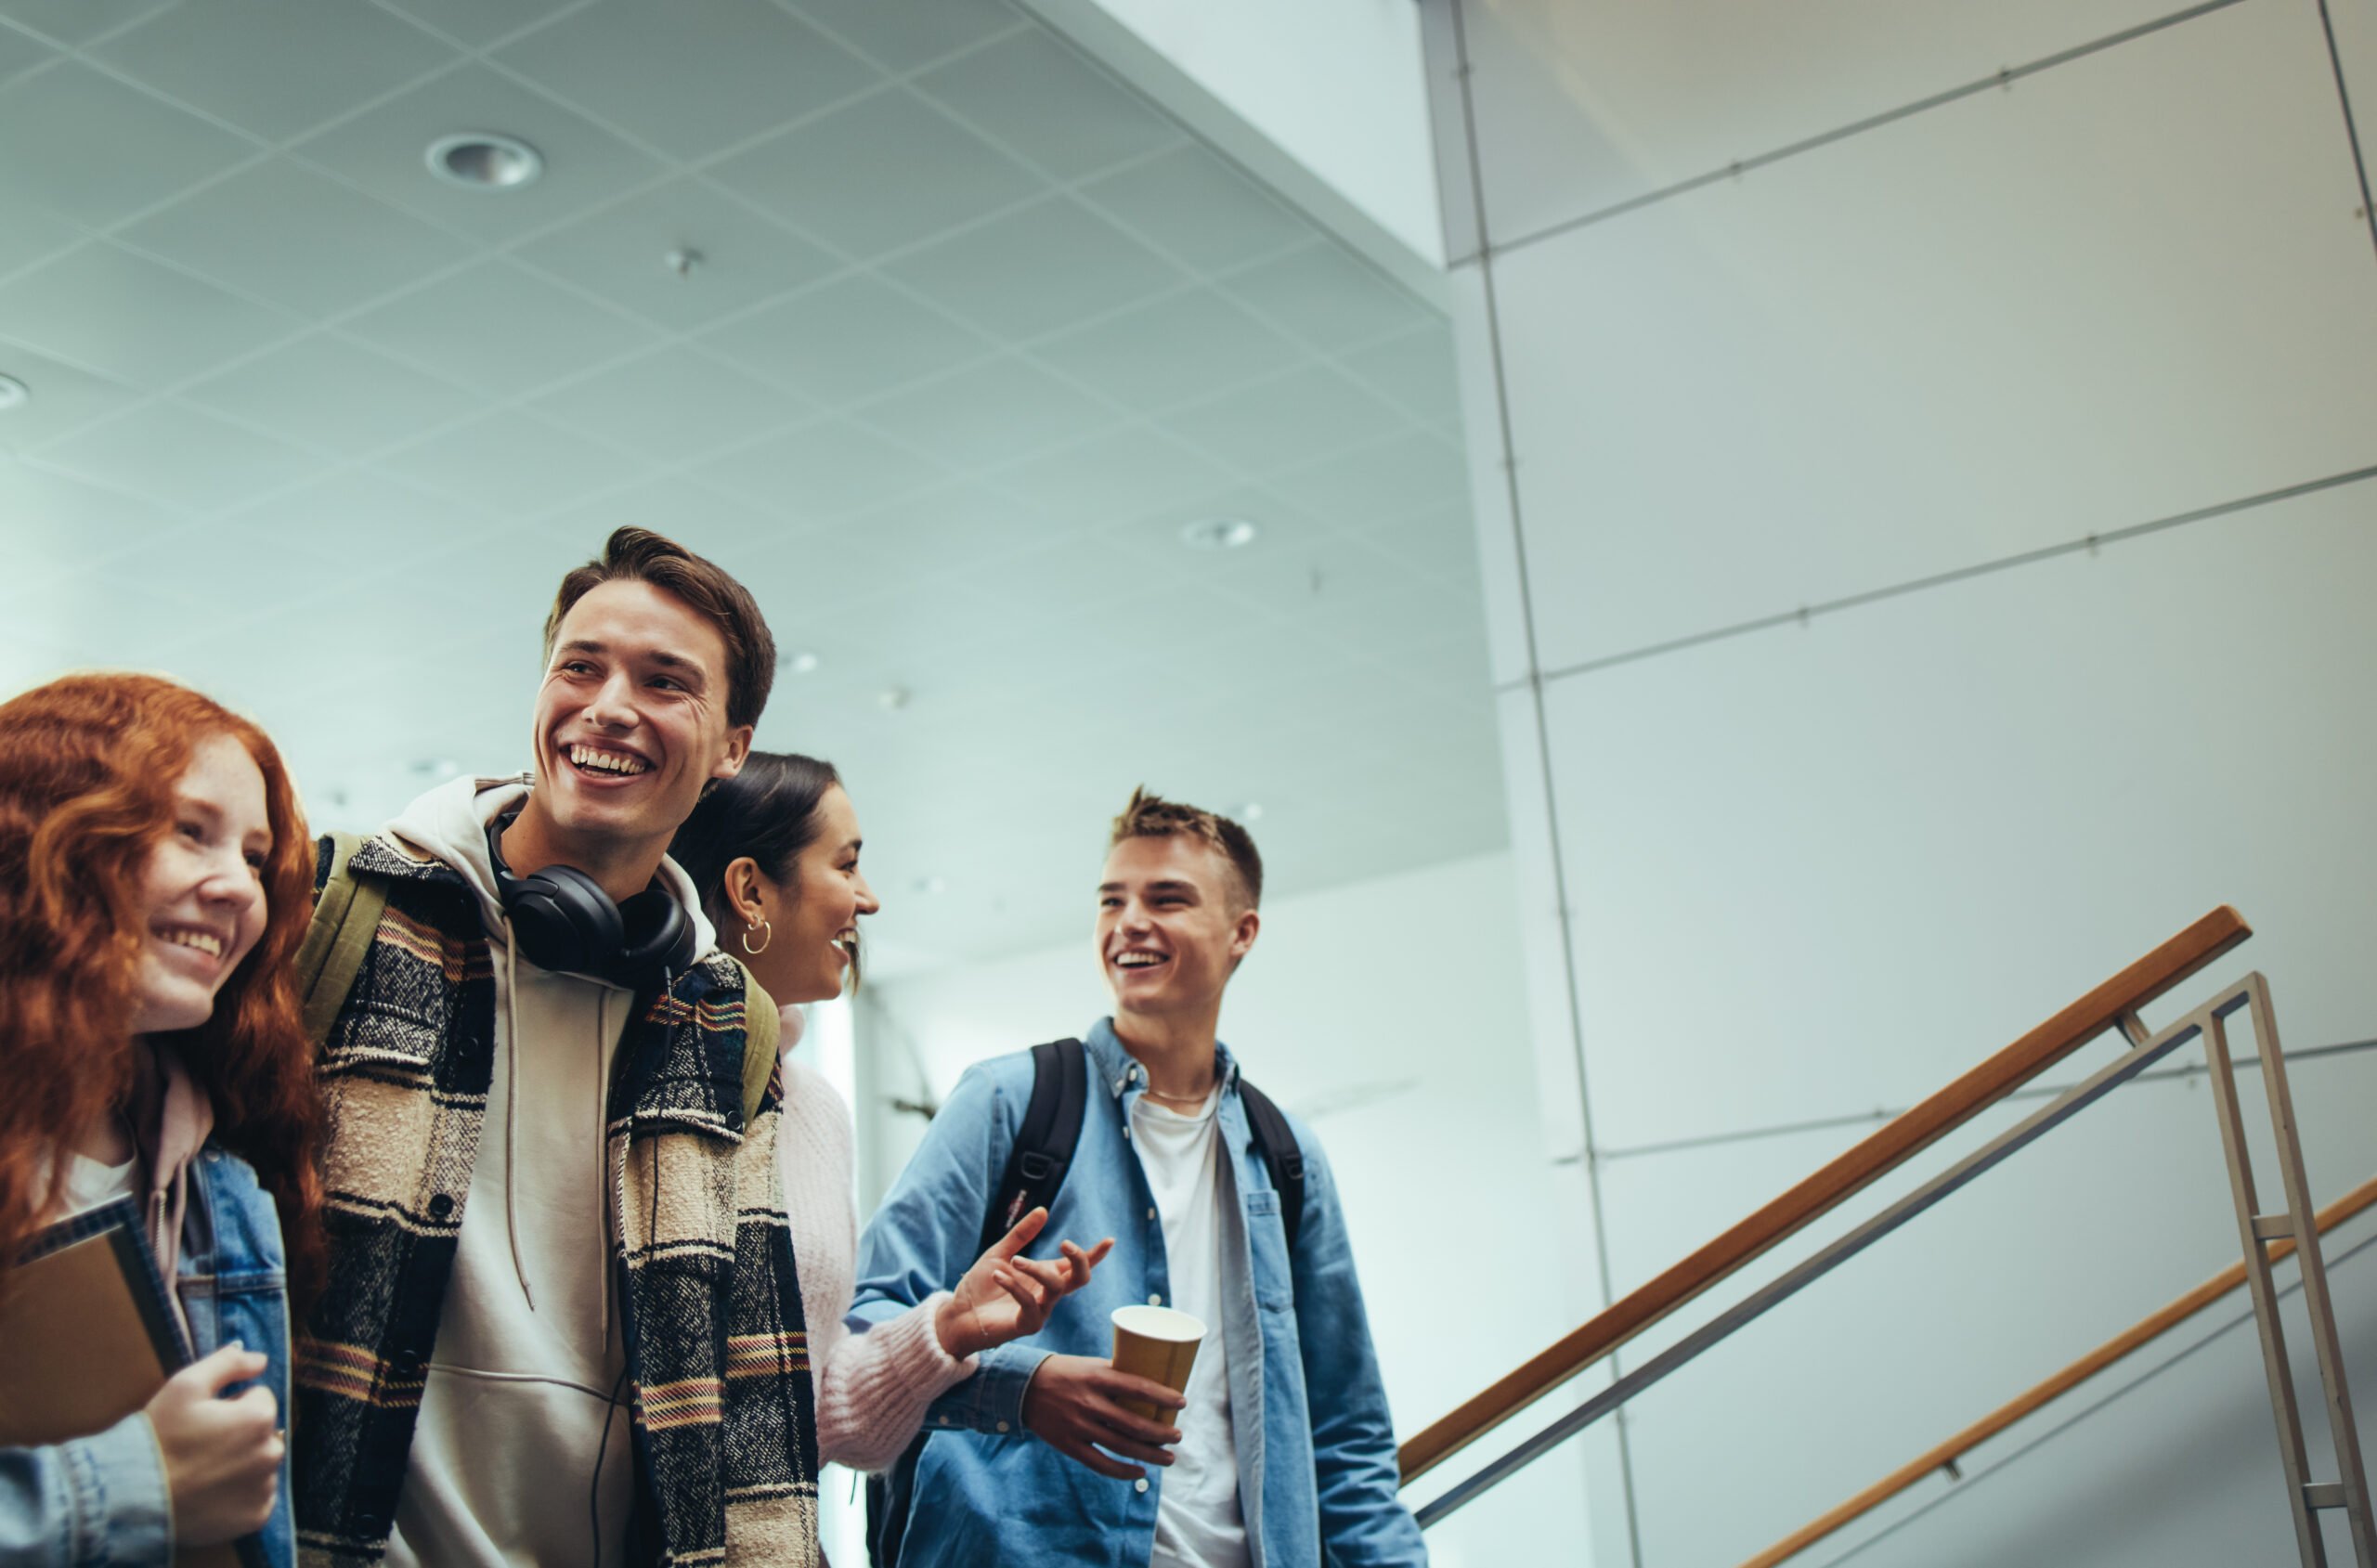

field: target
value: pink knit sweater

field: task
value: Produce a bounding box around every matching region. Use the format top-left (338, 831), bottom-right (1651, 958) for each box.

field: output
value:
top-left (776, 1038), bottom-right (976, 1471)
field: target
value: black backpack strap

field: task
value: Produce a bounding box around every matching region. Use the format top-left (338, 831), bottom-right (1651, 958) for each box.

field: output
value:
top-left (1238, 1077), bottom-right (1306, 1253)
top-left (872, 1038), bottom-right (1090, 1567)
top-left (980, 1038), bottom-right (1087, 1255)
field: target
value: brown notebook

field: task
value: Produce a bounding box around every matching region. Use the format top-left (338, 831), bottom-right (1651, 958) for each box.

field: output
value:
top-left (0, 1197), bottom-right (252, 1567)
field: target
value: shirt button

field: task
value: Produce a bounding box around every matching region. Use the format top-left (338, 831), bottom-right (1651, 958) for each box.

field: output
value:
top-left (995, 1421), bottom-right (1009, 1433)
top-left (938, 1416), bottom-right (951, 1426)
top-left (1148, 1292), bottom-right (1163, 1306)
top-left (1135, 1478), bottom-right (1150, 1495)
top-left (427, 1194), bottom-right (454, 1221)
top-left (1145, 1207), bottom-right (1157, 1222)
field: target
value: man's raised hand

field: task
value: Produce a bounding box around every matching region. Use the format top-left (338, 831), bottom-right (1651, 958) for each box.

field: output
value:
top-left (933, 1207), bottom-right (1114, 1359)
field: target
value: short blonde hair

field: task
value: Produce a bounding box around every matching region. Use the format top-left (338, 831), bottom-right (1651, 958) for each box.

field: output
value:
top-left (1109, 786), bottom-right (1263, 911)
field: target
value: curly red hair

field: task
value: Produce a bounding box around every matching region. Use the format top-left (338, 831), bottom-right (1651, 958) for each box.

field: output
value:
top-left (0, 673), bottom-right (325, 1307)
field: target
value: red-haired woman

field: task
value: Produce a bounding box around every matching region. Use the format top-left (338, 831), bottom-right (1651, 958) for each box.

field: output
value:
top-left (0, 673), bottom-right (323, 1568)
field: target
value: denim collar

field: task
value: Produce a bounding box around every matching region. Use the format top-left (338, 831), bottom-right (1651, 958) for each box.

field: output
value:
top-left (1084, 1016), bottom-right (1240, 1103)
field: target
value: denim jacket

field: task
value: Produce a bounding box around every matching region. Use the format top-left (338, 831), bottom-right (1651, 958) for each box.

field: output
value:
top-left (850, 1021), bottom-right (1427, 1568)
top-left (0, 1146), bottom-right (296, 1568)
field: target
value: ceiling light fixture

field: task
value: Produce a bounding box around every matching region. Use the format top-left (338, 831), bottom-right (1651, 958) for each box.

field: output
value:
top-left (0, 374), bottom-right (27, 411)
top-left (1179, 517), bottom-right (1258, 551)
top-left (425, 132), bottom-right (544, 191)
top-left (780, 650), bottom-right (820, 675)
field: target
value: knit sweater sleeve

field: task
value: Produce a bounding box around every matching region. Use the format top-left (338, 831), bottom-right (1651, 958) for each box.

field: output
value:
top-left (775, 1057), bottom-right (976, 1473)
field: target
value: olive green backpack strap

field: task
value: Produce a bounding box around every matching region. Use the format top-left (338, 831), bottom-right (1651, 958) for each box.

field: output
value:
top-left (734, 959), bottom-right (781, 1126)
top-left (295, 832), bottom-right (389, 1046)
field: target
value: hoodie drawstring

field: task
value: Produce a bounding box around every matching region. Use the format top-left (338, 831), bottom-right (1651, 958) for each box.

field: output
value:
top-left (503, 931), bottom-right (535, 1312)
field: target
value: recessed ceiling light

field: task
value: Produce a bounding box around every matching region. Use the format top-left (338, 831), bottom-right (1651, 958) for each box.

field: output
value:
top-left (1235, 801), bottom-right (1265, 823)
top-left (878, 686), bottom-right (911, 711)
top-left (1180, 517), bottom-right (1258, 551)
top-left (916, 876), bottom-right (947, 895)
top-left (0, 374), bottom-right (27, 411)
top-left (780, 650), bottom-right (820, 675)
top-left (425, 132), bottom-right (543, 191)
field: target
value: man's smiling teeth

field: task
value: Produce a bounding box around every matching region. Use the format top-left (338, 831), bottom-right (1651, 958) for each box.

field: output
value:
top-left (162, 927), bottom-right (224, 959)
top-left (568, 744), bottom-right (649, 776)
top-left (1115, 952), bottom-right (1167, 967)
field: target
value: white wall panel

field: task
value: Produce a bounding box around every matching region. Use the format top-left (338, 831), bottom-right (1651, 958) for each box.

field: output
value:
top-left (1461, 0), bottom-right (2213, 244)
top-left (1586, 1050), bottom-right (2377, 1567)
top-left (1491, 0), bottom-right (2377, 670)
top-left (1542, 480), bottom-right (2377, 1154)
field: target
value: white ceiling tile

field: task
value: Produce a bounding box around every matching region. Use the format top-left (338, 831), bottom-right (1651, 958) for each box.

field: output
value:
top-left (887, 195), bottom-right (1184, 341)
top-left (985, 426), bottom-right (1239, 529)
top-left (1264, 432), bottom-right (1471, 530)
top-left (838, 481), bottom-right (1071, 576)
top-left (699, 416), bottom-right (947, 521)
top-left (95, 0), bottom-right (455, 142)
top-left (699, 272), bottom-right (991, 402)
top-left (1078, 146), bottom-right (1311, 275)
top-left (730, 512), bottom-right (939, 616)
top-left (1094, 481), bottom-right (1332, 570)
top-left (915, 27), bottom-right (1181, 181)
top-left (529, 342), bottom-right (809, 460)
top-left (0, 199), bottom-right (78, 279)
top-left (227, 467), bottom-right (498, 555)
top-left (118, 156), bottom-right (475, 321)
top-left (1336, 322), bottom-right (1462, 430)
top-left (947, 534), bottom-right (1166, 618)
top-left (0, 570), bottom-right (224, 667)
top-left (0, 0), bottom-right (168, 46)
top-left (529, 473), bottom-right (797, 564)
top-left (342, 258), bottom-right (661, 398)
top-left (500, 0), bottom-right (878, 162)
top-left (0, 59), bottom-right (255, 230)
top-left (0, 241), bottom-right (298, 385)
top-left (1222, 242), bottom-right (1436, 355)
top-left (292, 61), bottom-right (668, 245)
top-left (184, 331), bottom-right (482, 458)
top-left (708, 85), bottom-right (1043, 260)
top-left (0, 456), bottom-right (186, 563)
top-left (0, 20), bottom-right (54, 88)
top-left (381, 407), bottom-right (648, 513)
top-left (376, 0), bottom-right (583, 50)
top-left (1359, 502), bottom-right (1487, 586)
top-left (34, 397), bottom-right (327, 512)
top-left (1163, 363), bottom-right (1414, 474)
top-left (786, 0), bottom-right (1020, 74)
top-left (0, 339), bottom-right (140, 451)
top-left (514, 175), bottom-right (839, 330)
top-left (1026, 287), bottom-right (1307, 413)
top-left (852, 356), bottom-right (1119, 470)
top-left (1193, 528), bottom-right (1423, 619)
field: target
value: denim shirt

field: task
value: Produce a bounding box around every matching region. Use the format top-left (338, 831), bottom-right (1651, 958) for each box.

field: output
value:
top-left (0, 1146), bottom-right (297, 1568)
top-left (850, 1022), bottom-right (1427, 1568)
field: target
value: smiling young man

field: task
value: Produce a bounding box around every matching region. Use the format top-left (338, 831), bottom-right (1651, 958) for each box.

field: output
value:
top-left (293, 529), bottom-right (823, 1568)
top-left (851, 789), bottom-right (1427, 1567)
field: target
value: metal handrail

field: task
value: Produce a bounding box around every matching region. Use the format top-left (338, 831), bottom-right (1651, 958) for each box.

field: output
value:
top-left (1396, 906), bottom-right (2252, 1489)
top-left (1738, 1170), bottom-right (2377, 1566)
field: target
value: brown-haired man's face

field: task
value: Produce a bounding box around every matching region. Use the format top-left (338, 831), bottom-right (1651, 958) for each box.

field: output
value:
top-left (529, 578), bottom-right (750, 855)
top-left (1095, 833), bottom-right (1257, 1019)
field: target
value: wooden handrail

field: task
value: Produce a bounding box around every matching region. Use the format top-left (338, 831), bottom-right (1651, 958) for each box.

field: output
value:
top-left (1739, 1169), bottom-right (2377, 1567)
top-left (1397, 906), bottom-right (2252, 1483)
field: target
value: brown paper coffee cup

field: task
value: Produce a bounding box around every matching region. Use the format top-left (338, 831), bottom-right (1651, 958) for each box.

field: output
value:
top-left (1110, 1304), bottom-right (1204, 1424)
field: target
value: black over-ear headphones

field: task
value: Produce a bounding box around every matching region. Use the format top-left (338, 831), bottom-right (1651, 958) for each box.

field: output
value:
top-left (487, 812), bottom-right (696, 991)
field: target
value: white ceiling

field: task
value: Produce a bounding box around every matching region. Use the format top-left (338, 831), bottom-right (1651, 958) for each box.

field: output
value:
top-left (0, 0), bottom-right (1500, 973)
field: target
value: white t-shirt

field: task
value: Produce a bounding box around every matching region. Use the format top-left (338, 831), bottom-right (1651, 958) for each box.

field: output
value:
top-left (58, 1151), bottom-right (137, 1216)
top-left (1128, 1091), bottom-right (1252, 1568)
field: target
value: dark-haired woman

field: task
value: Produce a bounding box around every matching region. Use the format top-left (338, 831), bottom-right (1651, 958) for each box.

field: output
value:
top-left (0, 673), bottom-right (324, 1567)
top-left (671, 754), bottom-right (1111, 1471)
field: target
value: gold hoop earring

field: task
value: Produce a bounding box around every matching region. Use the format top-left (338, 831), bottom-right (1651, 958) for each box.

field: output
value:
top-left (742, 918), bottom-right (772, 956)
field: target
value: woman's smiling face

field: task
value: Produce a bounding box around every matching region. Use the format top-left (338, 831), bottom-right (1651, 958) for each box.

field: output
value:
top-left (735, 784), bottom-right (877, 1007)
top-left (130, 732), bottom-right (271, 1038)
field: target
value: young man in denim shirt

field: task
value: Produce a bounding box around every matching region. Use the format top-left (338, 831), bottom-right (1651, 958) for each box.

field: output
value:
top-left (851, 789), bottom-right (1427, 1567)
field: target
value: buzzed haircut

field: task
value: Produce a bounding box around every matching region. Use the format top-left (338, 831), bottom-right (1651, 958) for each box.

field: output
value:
top-left (1110, 785), bottom-right (1264, 911)
top-left (544, 526), bottom-right (777, 731)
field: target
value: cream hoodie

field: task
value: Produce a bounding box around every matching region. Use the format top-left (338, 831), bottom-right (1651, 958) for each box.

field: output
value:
top-left (381, 774), bottom-right (715, 1568)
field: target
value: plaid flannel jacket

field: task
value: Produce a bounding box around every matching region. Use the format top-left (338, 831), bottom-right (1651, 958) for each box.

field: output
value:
top-left (293, 835), bottom-right (820, 1567)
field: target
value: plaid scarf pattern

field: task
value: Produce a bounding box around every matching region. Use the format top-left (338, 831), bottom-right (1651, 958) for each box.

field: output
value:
top-left (293, 836), bottom-right (820, 1566)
